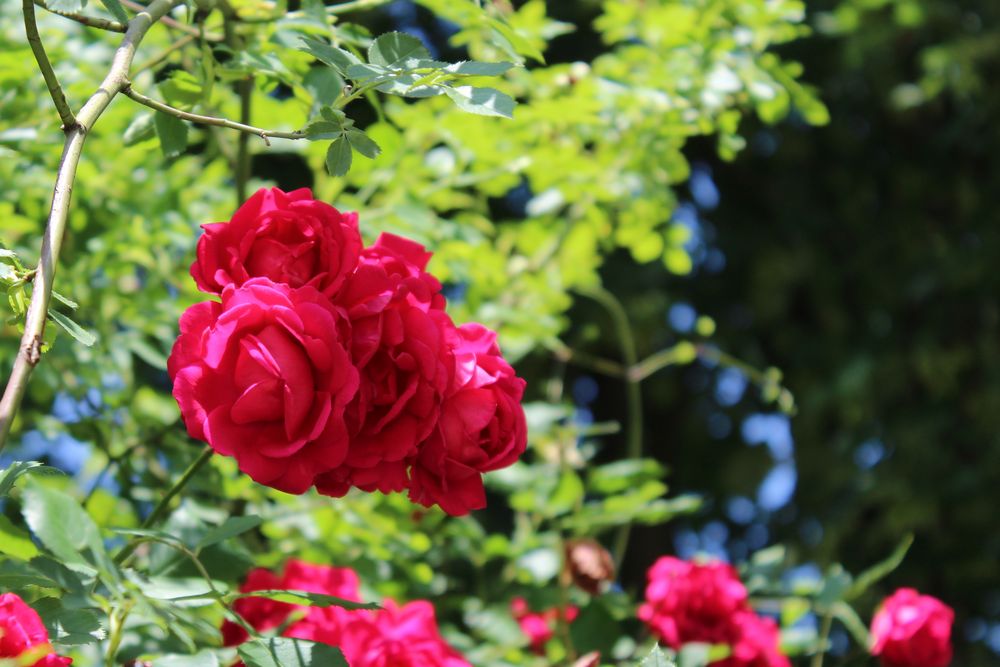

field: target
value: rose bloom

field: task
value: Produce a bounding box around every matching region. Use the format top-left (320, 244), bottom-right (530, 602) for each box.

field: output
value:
top-left (224, 561), bottom-right (469, 667)
top-left (315, 234), bottom-right (451, 498)
top-left (638, 557), bottom-right (749, 648)
top-left (0, 593), bottom-right (72, 667)
top-left (408, 322), bottom-right (528, 515)
top-left (192, 187), bottom-right (361, 297)
top-left (871, 588), bottom-right (953, 667)
top-left (510, 597), bottom-right (579, 655)
top-left (719, 611), bottom-right (790, 667)
top-left (168, 278), bottom-right (359, 493)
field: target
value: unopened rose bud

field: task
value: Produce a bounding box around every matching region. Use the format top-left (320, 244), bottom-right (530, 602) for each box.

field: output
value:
top-left (572, 651), bottom-right (601, 667)
top-left (564, 538), bottom-right (615, 594)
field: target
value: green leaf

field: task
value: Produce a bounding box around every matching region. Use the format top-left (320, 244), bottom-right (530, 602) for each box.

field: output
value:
top-left (444, 86), bottom-right (515, 118)
top-left (31, 598), bottom-right (105, 646)
top-left (21, 481), bottom-right (107, 570)
top-left (0, 514), bottom-right (39, 560)
top-left (159, 71), bottom-right (203, 110)
top-left (368, 32), bottom-right (431, 67)
top-left (299, 36), bottom-right (361, 75)
top-left (303, 120), bottom-right (343, 140)
top-left (0, 461), bottom-right (50, 498)
top-left (48, 309), bottom-right (97, 346)
top-left (50, 290), bottom-right (78, 310)
top-left (123, 113), bottom-right (157, 146)
top-left (547, 469), bottom-right (584, 516)
top-left (196, 515), bottom-right (263, 549)
top-left (232, 589), bottom-right (379, 611)
top-left (845, 534), bottom-right (914, 600)
top-left (97, 0), bottom-right (128, 23)
top-left (639, 644), bottom-right (676, 667)
top-left (238, 637), bottom-right (349, 667)
top-left (444, 61), bottom-right (515, 76)
top-left (345, 130), bottom-right (381, 159)
top-left (154, 111), bottom-right (189, 158)
top-left (0, 560), bottom-right (60, 590)
top-left (140, 576), bottom-right (224, 602)
top-left (325, 136), bottom-right (352, 176)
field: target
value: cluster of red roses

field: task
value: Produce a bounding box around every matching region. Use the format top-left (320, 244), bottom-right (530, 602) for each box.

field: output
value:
top-left (222, 559), bottom-right (469, 667)
top-left (0, 593), bottom-right (71, 667)
top-left (636, 557), bottom-right (954, 667)
top-left (168, 188), bottom-right (528, 515)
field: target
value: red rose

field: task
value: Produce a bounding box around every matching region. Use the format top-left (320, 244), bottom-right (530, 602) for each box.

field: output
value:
top-left (510, 597), bottom-right (578, 655)
top-left (720, 611), bottom-right (790, 667)
top-left (222, 559), bottom-right (361, 648)
top-left (168, 278), bottom-right (359, 494)
top-left (638, 557), bottom-right (749, 647)
top-left (0, 593), bottom-right (72, 667)
top-left (336, 600), bottom-right (471, 667)
top-left (223, 561), bottom-right (470, 667)
top-left (871, 588), bottom-right (953, 667)
top-left (315, 234), bottom-right (451, 498)
top-left (192, 187), bottom-right (362, 297)
top-left (408, 322), bottom-right (528, 515)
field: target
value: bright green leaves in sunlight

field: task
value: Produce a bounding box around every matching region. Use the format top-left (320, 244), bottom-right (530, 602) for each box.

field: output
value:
top-left (299, 31), bottom-right (515, 175)
top-left (1, 247), bottom-right (96, 348)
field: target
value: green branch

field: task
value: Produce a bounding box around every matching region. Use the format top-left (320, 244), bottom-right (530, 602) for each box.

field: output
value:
top-left (122, 85), bottom-right (307, 145)
top-left (575, 285), bottom-right (643, 569)
top-left (22, 0), bottom-right (77, 129)
top-left (0, 0), bottom-right (183, 451)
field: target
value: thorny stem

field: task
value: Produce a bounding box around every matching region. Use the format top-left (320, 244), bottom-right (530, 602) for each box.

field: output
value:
top-left (23, 0), bottom-right (76, 129)
top-left (122, 85), bottom-right (306, 144)
top-left (0, 0), bottom-right (183, 452)
top-left (33, 0), bottom-right (127, 32)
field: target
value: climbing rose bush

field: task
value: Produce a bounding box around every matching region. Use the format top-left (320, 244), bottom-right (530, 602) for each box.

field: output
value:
top-left (870, 588), bottom-right (954, 667)
top-left (0, 593), bottom-right (72, 667)
top-left (638, 557), bottom-right (789, 667)
top-left (223, 559), bottom-right (470, 667)
top-left (169, 188), bottom-right (528, 514)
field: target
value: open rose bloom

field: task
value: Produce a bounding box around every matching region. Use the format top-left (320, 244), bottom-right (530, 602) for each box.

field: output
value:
top-left (0, 593), bottom-right (72, 667)
top-left (169, 188), bottom-right (527, 514)
top-left (870, 588), bottom-right (953, 667)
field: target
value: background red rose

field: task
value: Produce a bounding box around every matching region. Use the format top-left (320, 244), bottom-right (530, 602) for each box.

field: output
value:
top-left (191, 187), bottom-right (362, 297)
top-left (168, 278), bottom-right (359, 494)
top-left (638, 557), bottom-right (749, 647)
top-left (0, 593), bottom-right (72, 667)
top-left (871, 588), bottom-right (953, 667)
top-left (224, 561), bottom-right (469, 667)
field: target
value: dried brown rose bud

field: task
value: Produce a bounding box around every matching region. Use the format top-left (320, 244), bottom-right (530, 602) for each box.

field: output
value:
top-left (564, 538), bottom-right (615, 594)
top-left (572, 651), bottom-right (602, 667)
